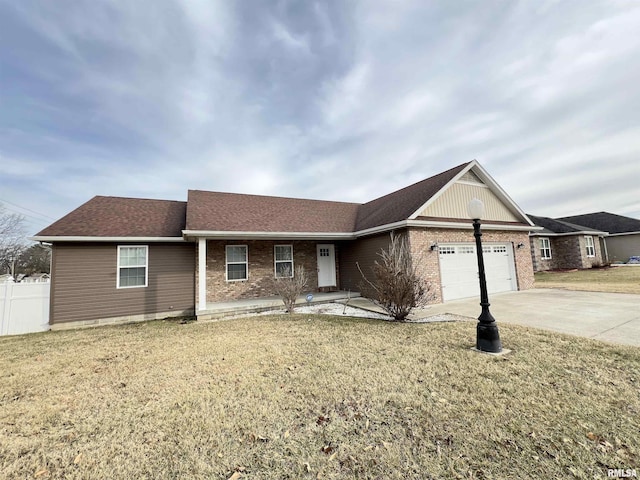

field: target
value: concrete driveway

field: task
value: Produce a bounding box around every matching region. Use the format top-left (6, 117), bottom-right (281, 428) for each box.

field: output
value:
top-left (415, 288), bottom-right (640, 347)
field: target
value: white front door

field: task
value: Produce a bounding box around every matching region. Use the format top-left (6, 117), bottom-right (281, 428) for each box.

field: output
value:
top-left (317, 244), bottom-right (337, 287)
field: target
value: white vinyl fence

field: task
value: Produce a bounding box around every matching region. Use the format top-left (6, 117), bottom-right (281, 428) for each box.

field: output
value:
top-left (0, 282), bottom-right (50, 336)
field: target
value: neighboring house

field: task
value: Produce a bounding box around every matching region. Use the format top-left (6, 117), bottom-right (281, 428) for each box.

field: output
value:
top-left (557, 212), bottom-right (640, 263)
top-left (527, 215), bottom-right (607, 272)
top-left (33, 160), bottom-right (537, 329)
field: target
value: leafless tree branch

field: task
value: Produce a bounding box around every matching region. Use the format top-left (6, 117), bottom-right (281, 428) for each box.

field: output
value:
top-left (0, 204), bottom-right (27, 274)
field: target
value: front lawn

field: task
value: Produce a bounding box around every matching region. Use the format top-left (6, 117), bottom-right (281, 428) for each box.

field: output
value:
top-left (1, 316), bottom-right (638, 479)
top-left (535, 266), bottom-right (640, 294)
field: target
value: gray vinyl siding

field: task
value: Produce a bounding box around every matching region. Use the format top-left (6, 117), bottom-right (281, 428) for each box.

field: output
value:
top-left (50, 242), bottom-right (195, 324)
top-left (606, 234), bottom-right (640, 263)
top-left (338, 233), bottom-right (394, 292)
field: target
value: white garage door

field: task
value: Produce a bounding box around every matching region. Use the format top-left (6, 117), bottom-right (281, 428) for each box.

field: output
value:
top-left (439, 243), bottom-right (516, 302)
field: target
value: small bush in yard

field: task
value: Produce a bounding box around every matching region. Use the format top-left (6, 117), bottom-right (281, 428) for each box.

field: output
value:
top-left (272, 265), bottom-right (308, 313)
top-left (357, 232), bottom-right (434, 321)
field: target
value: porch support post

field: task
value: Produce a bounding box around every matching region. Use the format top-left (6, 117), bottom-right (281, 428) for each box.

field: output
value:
top-left (198, 237), bottom-right (207, 311)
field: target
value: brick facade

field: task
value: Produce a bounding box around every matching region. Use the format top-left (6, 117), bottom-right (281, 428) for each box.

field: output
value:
top-left (195, 228), bottom-right (536, 305)
top-left (197, 240), bottom-right (339, 303)
top-left (407, 227), bottom-right (534, 303)
top-left (530, 235), bottom-right (604, 272)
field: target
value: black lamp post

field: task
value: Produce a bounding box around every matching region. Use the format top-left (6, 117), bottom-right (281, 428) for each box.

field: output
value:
top-left (468, 198), bottom-right (502, 353)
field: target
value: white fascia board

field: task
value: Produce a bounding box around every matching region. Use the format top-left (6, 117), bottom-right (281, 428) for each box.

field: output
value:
top-left (183, 218), bottom-right (541, 242)
top-left (607, 231), bottom-right (640, 237)
top-left (30, 236), bottom-right (186, 243)
top-left (182, 230), bottom-right (354, 240)
top-left (406, 219), bottom-right (539, 232)
top-left (353, 220), bottom-right (409, 238)
top-left (529, 230), bottom-right (607, 237)
top-left (355, 219), bottom-right (540, 237)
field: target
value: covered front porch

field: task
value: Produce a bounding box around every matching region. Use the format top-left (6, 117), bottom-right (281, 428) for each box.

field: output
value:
top-left (195, 237), bottom-right (344, 317)
top-left (196, 290), bottom-right (360, 321)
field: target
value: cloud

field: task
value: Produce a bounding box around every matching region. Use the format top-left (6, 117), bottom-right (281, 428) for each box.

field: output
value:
top-left (1, 0), bottom-right (640, 236)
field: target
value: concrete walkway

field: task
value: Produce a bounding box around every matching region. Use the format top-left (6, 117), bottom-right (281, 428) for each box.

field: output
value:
top-left (198, 291), bottom-right (360, 320)
top-left (409, 289), bottom-right (640, 347)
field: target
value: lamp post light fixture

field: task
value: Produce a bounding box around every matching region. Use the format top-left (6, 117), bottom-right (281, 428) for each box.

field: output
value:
top-left (468, 198), bottom-right (503, 353)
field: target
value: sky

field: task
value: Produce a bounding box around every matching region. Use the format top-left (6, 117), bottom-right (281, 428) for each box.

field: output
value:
top-left (1, 0), bottom-right (640, 236)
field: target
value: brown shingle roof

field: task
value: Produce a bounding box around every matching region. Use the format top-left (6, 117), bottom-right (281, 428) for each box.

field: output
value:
top-left (355, 162), bottom-right (470, 231)
top-left (186, 190), bottom-right (360, 233)
top-left (35, 196), bottom-right (187, 237)
top-left (37, 162), bottom-right (483, 238)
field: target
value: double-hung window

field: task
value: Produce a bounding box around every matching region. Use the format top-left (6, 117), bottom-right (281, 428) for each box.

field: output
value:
top-left (540, 238), bottom-right (552, 260)
top-left (226, 245), bottom-right (248, 281)
top-left (274, 245), bottom-right (293, 277)
top-left (117, 245), bottom-right (148, 288)
top-left (585, 236), bottom-right (595, 257)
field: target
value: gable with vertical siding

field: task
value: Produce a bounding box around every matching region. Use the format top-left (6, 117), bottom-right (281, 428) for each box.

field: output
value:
top-left (417, 180), bottom-right (520, 222)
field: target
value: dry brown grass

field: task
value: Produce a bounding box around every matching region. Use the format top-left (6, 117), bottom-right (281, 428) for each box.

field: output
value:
top-left (535, 266), bottom-right (640, 294)
top-left (1, 315), bottom-right (639, 479)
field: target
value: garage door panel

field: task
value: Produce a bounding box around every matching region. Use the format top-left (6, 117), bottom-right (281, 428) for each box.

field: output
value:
top-left (439, 243), bottom-right (515, 302)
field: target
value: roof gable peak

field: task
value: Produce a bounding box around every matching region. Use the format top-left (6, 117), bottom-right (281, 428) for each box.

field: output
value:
top-left (408, 160), bottom-right (534, 226)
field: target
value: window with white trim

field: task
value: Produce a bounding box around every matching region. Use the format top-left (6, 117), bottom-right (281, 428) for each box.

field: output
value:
top-left (540, 238), bottom-right (552, 260)
top-left (585, 236), bottom-right (595, 257)
top-left (117, 245), bottom-right (148, 288)
top-left (226, 245), bottom-right (248, 281)
top-left (275, 245), bottom-right (294, 278)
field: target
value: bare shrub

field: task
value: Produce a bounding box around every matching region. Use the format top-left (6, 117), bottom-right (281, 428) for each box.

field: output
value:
top-left (272, 265), bottom-right (309, 313)
top-left (357, 233), bottom-right (433, 321)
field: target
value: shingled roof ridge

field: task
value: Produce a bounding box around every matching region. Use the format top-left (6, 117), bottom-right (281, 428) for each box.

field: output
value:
top-left (557, 211), bottom-right (615, 220)
top-left (187, 189), bottom-right (361, 206)
top-left (557, 211), bottom-right (640, 234)
top-left (92, 194), bottom-right (184, 203)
